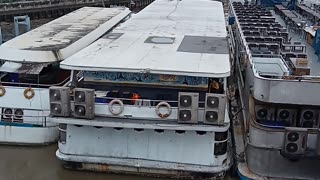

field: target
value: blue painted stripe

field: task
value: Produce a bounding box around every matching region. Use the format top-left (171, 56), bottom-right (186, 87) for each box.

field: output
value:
top-left (0, 121), bottom-right (42, 127)
top-left (238, 169), bottom-right (251, 180)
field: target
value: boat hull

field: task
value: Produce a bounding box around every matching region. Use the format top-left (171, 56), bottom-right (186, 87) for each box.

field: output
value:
top-left (0, 124), bottom-right (58, 145)
top-left (57, 150), bottom-right (228, 179)
top-left (56, 125), bottom-right (231, 179)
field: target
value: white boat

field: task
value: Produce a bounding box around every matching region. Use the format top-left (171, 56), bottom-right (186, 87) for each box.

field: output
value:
top-left (48, 0), bottom-right (232, 178)
top-left (229, 1), bottom-right (320, 179)
top-left (0, 7), bottom-right (131, 145)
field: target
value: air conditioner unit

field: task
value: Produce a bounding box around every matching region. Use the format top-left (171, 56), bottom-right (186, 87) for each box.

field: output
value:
top-left (299, 109), bottom-right (319, 128)
top-left (276, 108), bottom-right (297, 126)
top-left (73, 88), bottom-right (95, 119)
top-left (13, 109), bottom-right (24, 120)
top-left (203, 93), bottom-right (226, 125)
top-left (177, 92), bottom-right (199, 124)
top-left (2, 108), bottom-right (13, 120)
top-left (49, 86), bottom-right (71, 117)
top-left (255, 105), bottom-right (275, 121)
top-left (283, 127), bottom-right (308, 156)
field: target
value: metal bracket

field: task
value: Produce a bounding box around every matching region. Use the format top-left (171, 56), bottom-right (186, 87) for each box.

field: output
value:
top-left (14, 15), bottom-right (31, 37)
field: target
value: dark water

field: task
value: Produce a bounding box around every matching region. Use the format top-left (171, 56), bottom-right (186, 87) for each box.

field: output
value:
top-left (0, 144), bottom-right (235, 180)
top-left (0, 144), bottom-right (168, 180)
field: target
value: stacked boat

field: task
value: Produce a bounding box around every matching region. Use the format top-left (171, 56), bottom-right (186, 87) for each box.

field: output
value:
top-left (0, 7), bottom-right (131, 145)
top-left (49, 0), bottom-right (232, 179)
top-left (230, 1), bottom-right (320, 179)
top-left (4, 0), bottom-right (320, 179)
top-left (0, 0), bottom-right (234, 179)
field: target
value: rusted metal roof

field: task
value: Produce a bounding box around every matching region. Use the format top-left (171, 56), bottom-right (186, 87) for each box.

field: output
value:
top-left (0, 7), bottom-right (131, 63)
top-left (0, 62), bottom-right (47, 74)
top-left (61, 0), bottom-right (230, 78)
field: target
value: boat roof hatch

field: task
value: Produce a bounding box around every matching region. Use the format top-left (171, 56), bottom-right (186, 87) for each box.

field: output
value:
top-left (60, 0), bottom-right (230, 78)
top-left (253, 57), bottom-right (290, 77)
top-left (0, 7), bottom-right (131, 63)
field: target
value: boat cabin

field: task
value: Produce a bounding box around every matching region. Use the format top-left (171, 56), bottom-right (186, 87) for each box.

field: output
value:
top-left (0, 7), bottom-right (130, 145)
top-left (49, 0), bottom-right (232, 178)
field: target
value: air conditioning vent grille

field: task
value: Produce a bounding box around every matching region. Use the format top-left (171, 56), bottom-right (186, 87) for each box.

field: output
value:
top-left (257, 109), bottom-right (268, 119)
top-left (279, 110), bottom-right (290, 120)
top-left (75, 91), bottom-right (86, 103)
top-left (50, 89), bottom-right (61, 101)
top-left (179, 95), bottom-right (192, 107)
top-left (286, 143), bottom-right (298, 153)
top-left (205, 111), bottom-right (218, 122)
top-left (287, 132), bottom-right (299, 142)
top-left (75, 105), bottom-right (86, 116)
top-left (51, 103), bottom-right (62, 114)
top-left (179, 110), bottom-right (191, 121)
top-left (206, 97), bottom-right (219, 108)
top-left (303, 111), bottom-right (314, 121)
top-left (14, 109), bottom-right (23, 119)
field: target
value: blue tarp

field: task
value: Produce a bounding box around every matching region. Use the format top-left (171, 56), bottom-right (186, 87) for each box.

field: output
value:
top-left (313, 29), bottom-right (320, 60)
top-left (287, 0), bottom-right (297, 10)
top-left (259, 0), bottom-right (296, 10)
top-left (260, 0), bottom-right (286, 7)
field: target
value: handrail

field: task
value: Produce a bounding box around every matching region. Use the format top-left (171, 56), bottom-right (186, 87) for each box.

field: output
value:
top-left (93, 95), bottom-right (209, 107)
top-left (0, 112), bottom-right (56, 127)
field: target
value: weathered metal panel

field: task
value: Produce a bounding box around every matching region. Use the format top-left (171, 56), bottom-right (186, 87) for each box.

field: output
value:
top-left (0, 7), bottom-right (131, 63)
top-left (60, 0), bottom-right (230, 78)
top-left (0, 125), bottom-right (58, 145)
top-left (57, 150), bottom-right (230, 175)
top-left (246, 143), bottom-right (320, 179)
top-left (0, 86), bottom-right (49, 110)
top-left (0, 62), bottom-right (47, 74)
top-left (249, 121), bottom-right (318, 150)
top-left (58, 125), bottom-right (228, 167)
top-left (253, 77), bottom-right (320, 105)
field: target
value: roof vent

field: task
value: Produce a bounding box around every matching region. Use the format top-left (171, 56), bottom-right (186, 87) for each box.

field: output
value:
top-left (145, 36), bottom-right (175, 44)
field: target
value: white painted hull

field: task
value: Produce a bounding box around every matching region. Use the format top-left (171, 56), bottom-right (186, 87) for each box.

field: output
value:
top-left (55, 125), bottom-right (231, 179)
top-left (0, 124), bottom-right (58, 145)
top-left (56, 150), bottom-right (229, 179)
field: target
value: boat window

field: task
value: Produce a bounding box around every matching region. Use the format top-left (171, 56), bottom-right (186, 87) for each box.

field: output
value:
top-left (208, 78), bottom-right (224, 94)
top-left (0, 64), bottom-right (70, 87)
top-left (81, 82), bottom-right (208, 108)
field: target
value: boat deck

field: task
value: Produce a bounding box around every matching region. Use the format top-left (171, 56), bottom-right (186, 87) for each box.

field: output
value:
top-left (273, 10), bottom-right (320, 76)
top-left (60, 0), bottom-right (230, 78)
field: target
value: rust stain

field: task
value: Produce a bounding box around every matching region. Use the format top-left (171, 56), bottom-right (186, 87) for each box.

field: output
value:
top-left (97, 164), bottom-right (110, 171)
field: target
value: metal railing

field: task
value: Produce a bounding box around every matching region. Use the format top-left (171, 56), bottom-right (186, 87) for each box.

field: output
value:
top-left (92, 95), bottom-right (210, 108)
top-left (0, 112), bottom-right (55, 127)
